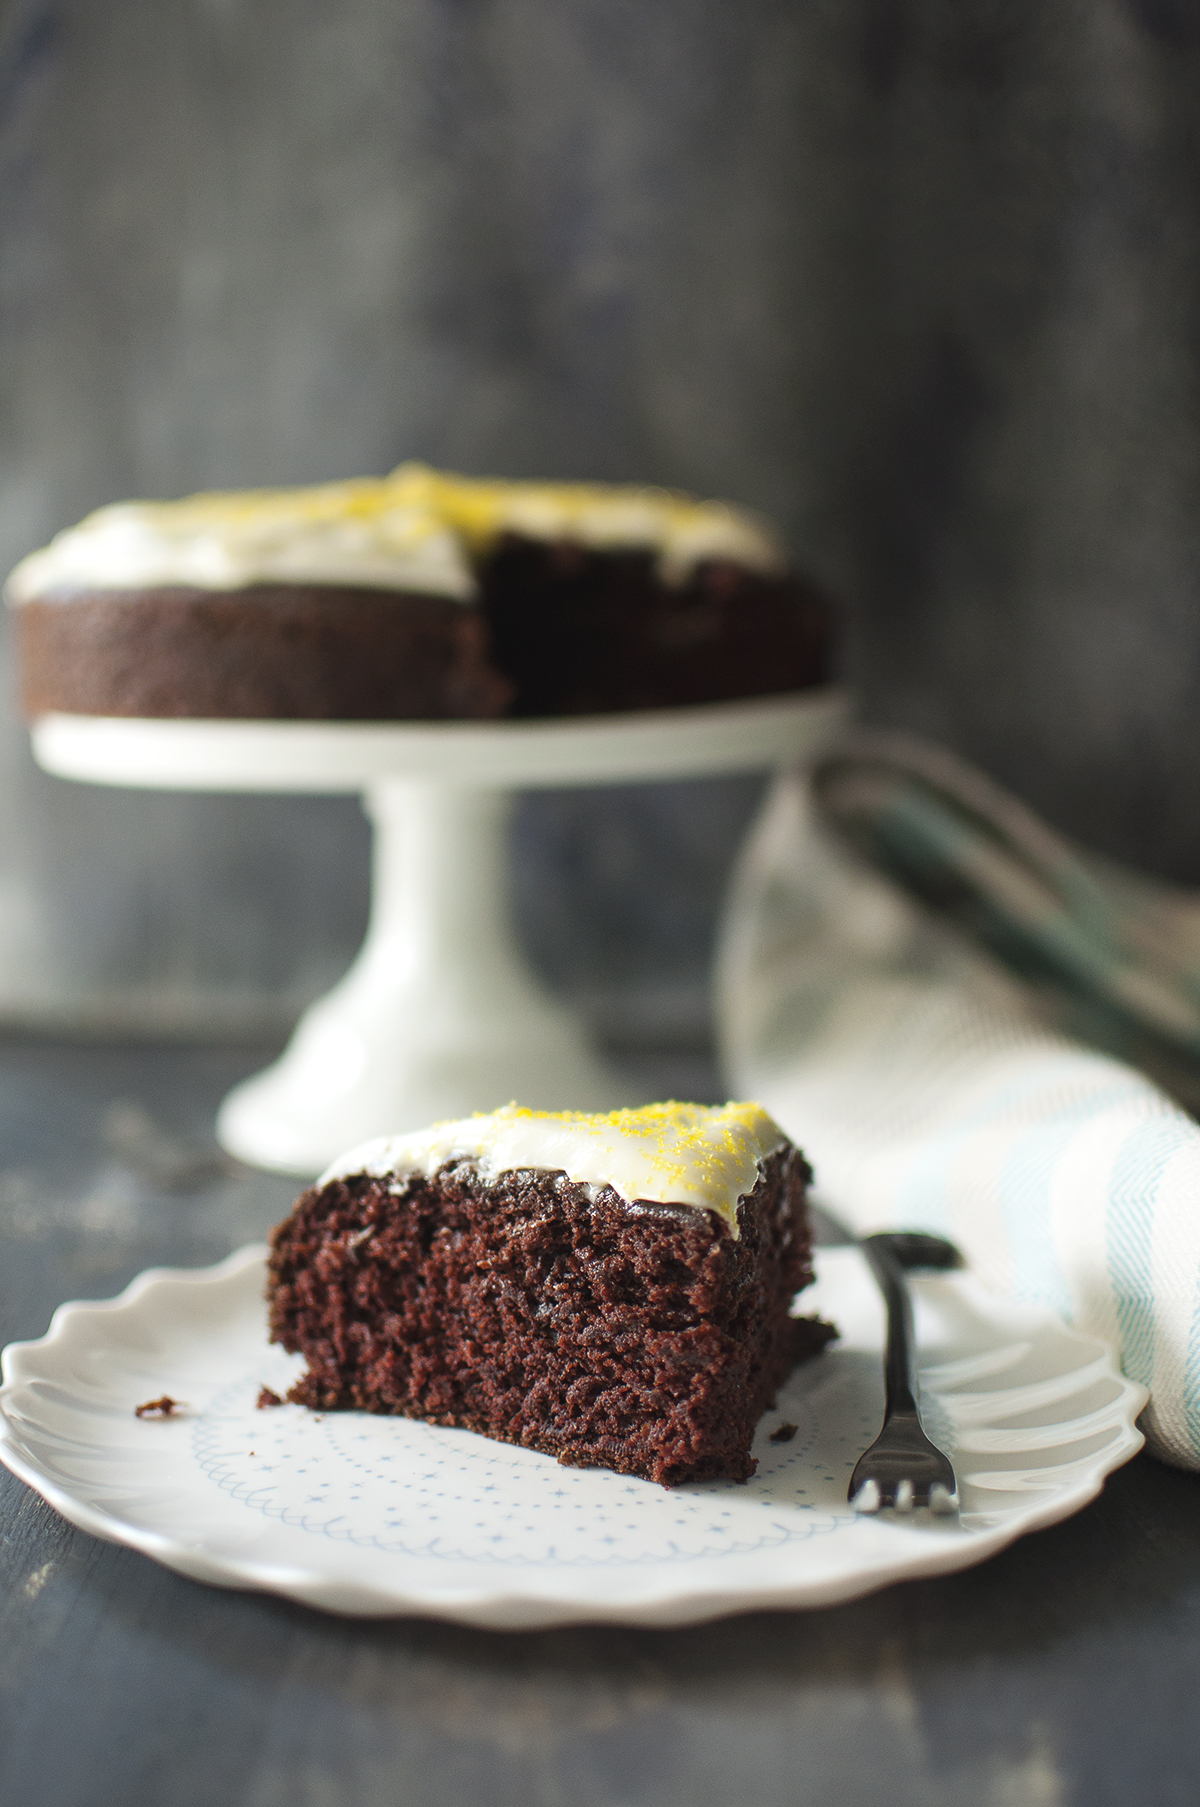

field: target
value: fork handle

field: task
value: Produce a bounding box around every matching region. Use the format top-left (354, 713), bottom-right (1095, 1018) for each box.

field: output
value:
top-left (860, 1234), bottom-right (920, 1417)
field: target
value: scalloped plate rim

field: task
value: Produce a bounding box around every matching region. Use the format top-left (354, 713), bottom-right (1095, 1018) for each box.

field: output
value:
top-left (0, 1245), bottom-right (1147, 1628)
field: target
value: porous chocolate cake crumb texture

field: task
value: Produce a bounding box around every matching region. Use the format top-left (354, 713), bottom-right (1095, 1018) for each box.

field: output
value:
top-left (267, 1141), bottom-right (829, 1487)
top-left (483, 536), bottom-right (830, 717)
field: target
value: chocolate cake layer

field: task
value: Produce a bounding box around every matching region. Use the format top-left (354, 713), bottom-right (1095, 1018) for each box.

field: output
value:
top-left (266, 1146), bottom-right (833, 1486)
top-left (486, 537), bottom-right (832, 717)
top-left (14, 544), bottom-right (832, 722)
top-left (17, 584), bottom-right (514, 720)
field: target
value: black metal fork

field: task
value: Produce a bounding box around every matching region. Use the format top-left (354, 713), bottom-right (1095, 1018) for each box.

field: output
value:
top-left (847, 1232), bottom-right (961, 1515)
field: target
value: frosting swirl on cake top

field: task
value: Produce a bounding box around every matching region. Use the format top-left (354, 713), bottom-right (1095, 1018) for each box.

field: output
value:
top-left (319, 1100), bottom-right (790, 1234)
top-left (6, 465), bottom-right (786, 604)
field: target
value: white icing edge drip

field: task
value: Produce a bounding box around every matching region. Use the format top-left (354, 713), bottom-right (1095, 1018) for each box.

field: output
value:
top-left (6, 500), bottom-right (475, 605)
top-left (316, 1102), bottom-right (790, 1236)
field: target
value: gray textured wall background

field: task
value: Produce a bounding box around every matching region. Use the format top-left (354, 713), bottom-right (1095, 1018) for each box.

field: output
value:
top-left (0, 0), bottom-right (1197, 1045)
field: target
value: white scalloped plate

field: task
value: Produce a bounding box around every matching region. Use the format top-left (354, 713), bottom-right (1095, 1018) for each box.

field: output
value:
top-left (0, 1245), bottom-right (1146, 1628)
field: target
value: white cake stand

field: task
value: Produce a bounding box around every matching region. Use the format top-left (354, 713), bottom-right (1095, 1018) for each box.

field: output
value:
top-left (33, 689), bottom-right (846, 1175)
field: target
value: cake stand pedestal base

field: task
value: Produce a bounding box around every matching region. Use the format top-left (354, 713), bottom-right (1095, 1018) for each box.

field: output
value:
top-left (216, 780), bottom-right (623, 1174)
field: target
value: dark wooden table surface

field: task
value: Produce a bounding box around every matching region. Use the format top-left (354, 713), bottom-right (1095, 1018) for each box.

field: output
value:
top-left (0, 1036), bottom-right (1198, 1807)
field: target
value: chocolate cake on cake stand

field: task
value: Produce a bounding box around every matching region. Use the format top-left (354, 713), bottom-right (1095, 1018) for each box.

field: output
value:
top-left (32, 688), bottom-right (845, 1175)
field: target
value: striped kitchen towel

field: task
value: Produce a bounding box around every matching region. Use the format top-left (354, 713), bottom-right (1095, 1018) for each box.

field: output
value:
top-left (717, 748), bottom-right (1200, 1471)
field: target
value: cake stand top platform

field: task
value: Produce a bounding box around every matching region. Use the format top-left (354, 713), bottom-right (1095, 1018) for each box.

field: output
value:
top-left (31, 688), bottom-right (848, 794)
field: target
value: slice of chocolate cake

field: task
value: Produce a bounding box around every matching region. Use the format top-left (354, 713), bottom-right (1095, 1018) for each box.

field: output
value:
top-left (266, 1101), bottom-right (834, 1487)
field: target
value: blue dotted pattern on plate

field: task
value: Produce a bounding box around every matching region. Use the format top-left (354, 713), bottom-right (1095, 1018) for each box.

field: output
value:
top-left (190, 1361), bottom-right (876, 1568)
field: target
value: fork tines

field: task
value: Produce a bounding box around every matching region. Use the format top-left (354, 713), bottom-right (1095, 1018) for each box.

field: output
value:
top-left (851, 1475), bottom-right (959, 1515)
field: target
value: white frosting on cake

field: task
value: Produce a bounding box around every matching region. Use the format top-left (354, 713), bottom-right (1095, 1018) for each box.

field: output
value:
top-left (318, 1100), bottom-right (791, 1236)
top-left (392, 466), bottom-right (786, 585)
top-left (5, 478), bottom-right (475, 605)
top-left (6, 465), bottom-right (786, 604)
